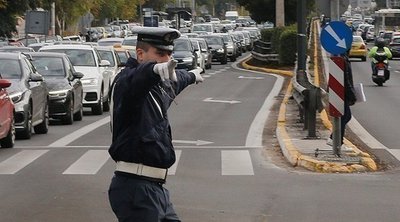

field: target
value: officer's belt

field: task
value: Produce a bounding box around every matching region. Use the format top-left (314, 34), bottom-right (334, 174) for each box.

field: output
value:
top-left (115, 161), bottom-right (167, 180)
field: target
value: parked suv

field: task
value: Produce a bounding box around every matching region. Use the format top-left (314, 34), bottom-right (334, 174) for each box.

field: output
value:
top-left (0, 75), bottom-right (15, 147)
top-left (0, 52), bottom-right (49, 139)
top-left (40, 44), bottom-right (111, 115)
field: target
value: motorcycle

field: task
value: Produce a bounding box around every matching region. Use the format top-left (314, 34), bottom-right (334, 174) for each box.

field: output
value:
top-left (372, 51), bottom-right (390, 86)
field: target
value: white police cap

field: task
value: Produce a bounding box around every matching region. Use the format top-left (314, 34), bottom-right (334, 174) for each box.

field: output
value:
top-left (132, 27), bottom-right (181, 51)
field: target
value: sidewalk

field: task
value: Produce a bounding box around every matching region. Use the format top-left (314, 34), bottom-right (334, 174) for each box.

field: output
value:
top-left (242, 58), bottom-right (377, 173)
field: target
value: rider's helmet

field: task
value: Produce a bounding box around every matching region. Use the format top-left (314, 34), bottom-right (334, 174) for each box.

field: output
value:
top-left (375, 38), bottom-right (385, 48)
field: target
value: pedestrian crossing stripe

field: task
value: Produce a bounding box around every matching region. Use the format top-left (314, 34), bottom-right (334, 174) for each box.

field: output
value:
top-left (0, 149), bottom-right (255, 176)
top-left (0, 150), bottom-right (48, 174)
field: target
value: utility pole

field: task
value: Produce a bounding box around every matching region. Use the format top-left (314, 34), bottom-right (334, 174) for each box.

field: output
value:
top-left (297, 0), bottom-right (307, 72)
top-left (276, 0), bottom-right (285, 27)
top-left (51, 2), bottom-right (55, 36)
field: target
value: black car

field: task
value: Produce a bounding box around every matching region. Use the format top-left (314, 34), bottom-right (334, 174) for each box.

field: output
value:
top-left (199, 35), bottom-right (228, 64)
top-left (0, 52), bottom-right (49, 139)
top-left (28, 52), bottom-right (84, 124)
top-left (172, 38), bottom-right (198, 70)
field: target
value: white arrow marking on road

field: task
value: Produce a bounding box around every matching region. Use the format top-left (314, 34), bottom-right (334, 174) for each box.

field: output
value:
top-left (173, 140), bottom-right (214, 146)
top-left (238, 76), bottom-right (264, 80)
top-left (203, 98), bottom-right (241, 104)
top-left (325, 25), bottom-right (347, 49)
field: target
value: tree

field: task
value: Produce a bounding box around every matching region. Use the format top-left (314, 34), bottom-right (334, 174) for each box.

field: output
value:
top-left (236, 0), bottom-right (315, 24)
top-left (0, 0), bottom-right (38, 37)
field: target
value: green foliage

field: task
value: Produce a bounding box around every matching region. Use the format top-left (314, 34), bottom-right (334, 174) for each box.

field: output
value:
top-left (278, 27), bottom-right (297, 65)
top-left (236, 0), bottom-right (315, 24)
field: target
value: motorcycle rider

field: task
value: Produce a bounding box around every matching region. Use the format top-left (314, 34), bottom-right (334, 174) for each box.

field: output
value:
top-left (368, 38), bottom-right (392, 75)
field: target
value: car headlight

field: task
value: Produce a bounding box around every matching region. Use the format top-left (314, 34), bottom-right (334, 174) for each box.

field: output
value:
top-left (217, 48), bottom-right (224, 53)
top-left (49, 89), bottom-right (69, 98)
top-left (10, 92), bottom-right (24, 103)
top-left (182, 57), bottom-right (193, 62)
top-left (81, 78), bottom-right (98, 86)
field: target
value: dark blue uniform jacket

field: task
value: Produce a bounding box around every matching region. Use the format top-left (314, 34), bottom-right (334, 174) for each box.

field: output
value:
top-left (109, 60), bottom-right (196, 169)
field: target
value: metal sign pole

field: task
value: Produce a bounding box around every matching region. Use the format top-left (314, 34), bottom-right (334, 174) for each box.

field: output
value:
top-left (332, 117), bottom-right (341, 156)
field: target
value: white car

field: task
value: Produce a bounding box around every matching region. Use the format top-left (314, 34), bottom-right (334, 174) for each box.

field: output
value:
top-left (95, 46), bottom-right (123, 85)
top-left (189, 39), bottom-right (205, 73)
top-left (40, 44), bottom-right (111, 115)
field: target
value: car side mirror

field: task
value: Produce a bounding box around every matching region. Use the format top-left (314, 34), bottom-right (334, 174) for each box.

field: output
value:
top-left (100, 59), bottom-right (111, 67)
top-left (30, 73), bottom-right (44, 82)
top-left (73, 72), bottom-right (84, 79)
top-left (0, 79), bottom-right (11, 88)
top-left (208, 46), bottom-right (212, 50)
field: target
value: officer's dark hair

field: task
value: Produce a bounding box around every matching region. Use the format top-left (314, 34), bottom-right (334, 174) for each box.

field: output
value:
top-left (136, 41), bottom-right (151, 52)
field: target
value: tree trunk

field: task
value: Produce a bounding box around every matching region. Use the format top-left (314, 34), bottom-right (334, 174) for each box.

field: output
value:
top-left (276, 0), bottom-right (285, 27)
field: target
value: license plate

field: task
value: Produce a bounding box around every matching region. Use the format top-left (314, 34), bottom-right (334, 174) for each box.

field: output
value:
top-left (378, 70), bottom-right (385, 76)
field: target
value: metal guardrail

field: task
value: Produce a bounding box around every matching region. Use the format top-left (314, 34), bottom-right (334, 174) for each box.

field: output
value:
top-left (251, 40), bottom-right (279, 62)
top-left (292, 70), bottom-right (325, 138)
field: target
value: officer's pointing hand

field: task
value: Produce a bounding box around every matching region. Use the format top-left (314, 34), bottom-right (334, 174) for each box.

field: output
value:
top-left (189, 67), bottom-right (204, 84)
top-left (153, 60), bottom-right (178, 82)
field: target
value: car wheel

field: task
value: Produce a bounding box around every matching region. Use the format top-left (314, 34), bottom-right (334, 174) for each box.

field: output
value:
top-left (73, 104), bottom-right (83, 121)
top-left (221, 56), bottom-right (228, 64)
top-left (34, 102), bottom-right (49, 134)
top-left (17, 108), bottom-right (32, 139)
top-left (0, 118), bottom-right (15, 148)
top-left (230, 56), bottom-right (237, 62)
top-left (362, 57), bottom-right (366, 62)
top-left (92, 92), bottom-right (103, 115)
top-left (103, 97), bottom-right (110, 112)
top-left (62, 99), bottom-right (74, 125)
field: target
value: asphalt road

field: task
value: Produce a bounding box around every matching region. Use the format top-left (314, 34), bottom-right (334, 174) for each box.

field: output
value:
top-left (0, 53), bottom-right (400, 222)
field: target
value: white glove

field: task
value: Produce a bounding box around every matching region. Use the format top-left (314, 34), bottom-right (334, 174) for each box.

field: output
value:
top-left (153, 60), bottom-right (178, 82)
top-left (189, 67), bottom-right (204, 84)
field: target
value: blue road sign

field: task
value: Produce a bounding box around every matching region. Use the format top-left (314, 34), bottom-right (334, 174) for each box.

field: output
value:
top-left (320, 21), bottom-right (353, 55)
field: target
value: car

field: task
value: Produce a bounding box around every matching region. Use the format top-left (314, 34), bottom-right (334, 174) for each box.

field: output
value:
top-left (365, 26), bottom-right (375, 42)
top-left (189, 39), bottom-right (206, 72)
top-left (95, 46), bottom-right (123, 84)
top-left (0, 52), bottom-right (49, 139)
top-left (40, 44), bottom-right (112, 115)
top-left (388, 36), bottom-right (400, 58)
top-left (0, 46), bottom-right (35, 52)
top-left (349, 36), bottom-right (367, 61)
top-left (0, 75), bottom-right (15, 148)
top-left (193, 38), bottom-right (212, 69)
top-left (122, 36), bottom-right (137, 48)
top-left (218, 33), bottom-right (238, 62)
top-left (231, 31), bottom-right (246, 53)
top-left (28, 52), bottom-right (84, 124)
top-left (192, 23), bottom-right (215, 35)
top-left (98, 37), bottom-right (124, 47)
top-left (113, 45), bottom-right (132, 65)
top-left (199, 35), bottom-right (228, 64)
top-left (382, 31), bottom-right (393, 45)
top-left (172, 38), bottom-right (198, 70)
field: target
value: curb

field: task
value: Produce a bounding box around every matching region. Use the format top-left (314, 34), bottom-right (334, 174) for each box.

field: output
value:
top-left (241, 53), bottom-right (377, 173)
top-left (241, 57), bottom-right (293, 77)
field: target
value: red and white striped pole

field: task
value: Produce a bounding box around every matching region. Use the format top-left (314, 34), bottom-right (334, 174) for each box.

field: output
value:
top-left (328, 56), bottom-right (345, 156)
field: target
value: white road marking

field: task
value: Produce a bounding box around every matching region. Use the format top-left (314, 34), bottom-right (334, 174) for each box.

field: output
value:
top-left (0, 150), bottom-right (48, 174)
top-left (238, 76), bottom-right (265, 80)
top-left (202, 74), bottom-right (211, 78)
top-left (168, 150), bottom-right (181, 175)
top-left (203, 97), bottom-right (241, 104)
top-left (388, 149), bottom-right (400, 161)
top-left (173, 139), bottom-right (213, 146)
top-left (221, 150), bottom-right (254, 175)
top-left (62, 150), bottom-right (109, 174)
top-left (48, 116), bottom-right (110, 147)
top-left (15, 145), bottom-right (262, 149)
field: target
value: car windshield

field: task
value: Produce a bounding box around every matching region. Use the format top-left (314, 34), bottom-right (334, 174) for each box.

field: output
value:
top-left (117, 51), bottom-right (128, 63)
top-left (173, 40), bottom-right (191, 51)
top-left (31, 57), bottom-right (65, 77)
top-left (393, 38), bottom-right (400, 44)
top-left (193, 25), bottom-right (212, 32)
top-left (198, 41), bottom-right (207, 51)
top-left (221, 35), bottom-right (232, 43)
top-left (202, 37), bottom-right (223, 45)
top-left (353, 37), bottom-right (363, 43)
top-left (98, 50), bottom-right (116, 66)
top-left (98, 40), bottom-right (123, 46)
top-left (42, 49), bottom-right (96, 67)
top-left (190, 41), bottom-right (199, 50)
top-left (0, 59), bottom-right (21, 79)
top-left (122, 38), bottom-right (137, 46)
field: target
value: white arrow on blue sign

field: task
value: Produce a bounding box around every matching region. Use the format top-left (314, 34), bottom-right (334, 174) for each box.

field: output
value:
top-left (320, 21), bottom-right (353, 55)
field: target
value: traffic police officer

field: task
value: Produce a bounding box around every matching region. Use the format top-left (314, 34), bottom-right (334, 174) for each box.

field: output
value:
top-left (108, 26), bottom-right (203, 222)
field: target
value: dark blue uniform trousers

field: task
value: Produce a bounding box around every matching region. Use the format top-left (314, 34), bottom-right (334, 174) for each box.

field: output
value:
top-left (109, 174), bottom-right (181, 222)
